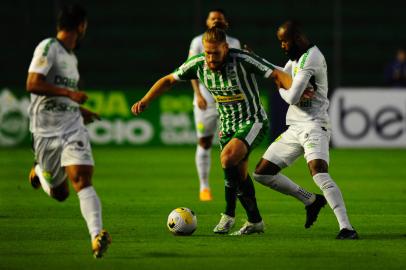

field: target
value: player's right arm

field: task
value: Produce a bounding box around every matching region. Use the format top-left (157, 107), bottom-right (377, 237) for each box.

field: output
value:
top-left (132, 55), bottom-right (201, 116)
top-left (26, 73), bottom-right (88, 104)
top-left (131, 74), bottom-right (178, 115)
top-left (26, 39), bottom-right (87, 104)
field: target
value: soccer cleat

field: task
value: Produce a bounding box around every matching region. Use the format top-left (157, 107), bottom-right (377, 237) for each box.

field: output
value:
top-left (336, 228), bottom-right (359, 240)
top-left (230, 220), bottom-right (264, 236)
top-left (29, 165), bottom-right (41, 189)
top-left (213, 213), bottom-right (235, 234)
top-left (199, 188), bottom-right (213, 201)
top-left (305, 194), bottom-right (327, 228)
top-left (92, 230), bottom-right (112, 258)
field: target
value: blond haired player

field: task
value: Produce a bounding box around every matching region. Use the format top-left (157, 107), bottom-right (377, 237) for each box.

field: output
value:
top-left (131, 28), bottom-right (308, 235)
top-left (189, 9), bottom-right (241, 201)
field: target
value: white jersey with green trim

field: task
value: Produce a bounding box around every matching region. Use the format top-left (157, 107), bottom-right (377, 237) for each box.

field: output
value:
top-left (280, 45), bottom-right (330, 127)
top-left (173, 48), bottom-right (273, 134)
top-left (28, 38), bottom-right (83, 137)
top-left (189, 34), bottom-right (241, 105)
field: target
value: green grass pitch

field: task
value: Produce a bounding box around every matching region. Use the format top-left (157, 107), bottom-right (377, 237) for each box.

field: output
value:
top-left (0, 147), bottom-right (405, 270)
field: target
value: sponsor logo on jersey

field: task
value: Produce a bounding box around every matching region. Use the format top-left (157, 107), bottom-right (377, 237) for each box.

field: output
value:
top-left (43, 100), bottom-right (79, 112)
top-left (54, 75), bottom-right (78, 89)
top-left (214, 93), bottom-right (245, 103)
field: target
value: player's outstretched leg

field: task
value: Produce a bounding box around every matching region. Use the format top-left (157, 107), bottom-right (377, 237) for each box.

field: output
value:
top-left (313, 172), bottom-right (358, 239)
top-left (66, 165), bottom-right (111, 257)
top-left (254, 159), bottom-right (326, 228)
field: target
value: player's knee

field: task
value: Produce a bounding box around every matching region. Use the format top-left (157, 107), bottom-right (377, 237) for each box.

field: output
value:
top-left (198, 137), bottom-right (212, 149)
top-left (308, 159), bottom-right (328, 176)
top-left (254, 159), bottom-right (280, 175)
top-left (253, 173), bottom-right (277, 188)
top-left (221, 152), bottom-right (238, 168)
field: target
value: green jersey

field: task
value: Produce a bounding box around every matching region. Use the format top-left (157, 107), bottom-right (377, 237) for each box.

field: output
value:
top-left (173, 48), bottom-right (274, 134)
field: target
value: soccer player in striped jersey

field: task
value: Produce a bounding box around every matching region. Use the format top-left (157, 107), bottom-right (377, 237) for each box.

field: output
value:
top-left (26, 4), bottom-right (111, 257)
top-left (188, 9), bottom-right (241, 202)
top-left (253, 21), bottom-right (358, 239)
top-left (131, 27), bottom-right (295, 235)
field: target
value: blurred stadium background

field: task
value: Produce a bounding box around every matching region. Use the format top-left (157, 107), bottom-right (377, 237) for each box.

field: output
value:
top-left (1, 0), bottom-right (406, 146)
top-left (1, 1), bottom-right (405, 269)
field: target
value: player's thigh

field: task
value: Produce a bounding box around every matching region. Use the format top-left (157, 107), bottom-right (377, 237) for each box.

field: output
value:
top-left (193, 105), bottom-right (218, 138)
top-left (61, 127), bottom-right (94, 168)
top-left (61, 127), bottom-right (94, 190)
top-left (299, 126), bottom-right (331, 164)
top-left (220, 122), bottom-right (268, 167)
top-left (33, 134), bottom-right (68, 188)
top-left (262, 128), bottom-right (303, 169)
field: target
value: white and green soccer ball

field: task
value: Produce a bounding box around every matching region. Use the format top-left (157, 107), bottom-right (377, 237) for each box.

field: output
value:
top-left (167, 207), bottom-right (197, 236)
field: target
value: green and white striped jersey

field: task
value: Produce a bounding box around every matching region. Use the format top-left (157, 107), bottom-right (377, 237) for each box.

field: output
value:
top-left (173, 48), bottom-right (274, 134)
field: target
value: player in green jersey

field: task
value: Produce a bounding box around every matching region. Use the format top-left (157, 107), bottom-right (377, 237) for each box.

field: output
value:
top-left (131, 27), bottom-right (294, 235)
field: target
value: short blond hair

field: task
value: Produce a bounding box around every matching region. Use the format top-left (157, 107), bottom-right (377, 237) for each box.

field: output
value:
top-left (203, 27), bottom-right (226, 44)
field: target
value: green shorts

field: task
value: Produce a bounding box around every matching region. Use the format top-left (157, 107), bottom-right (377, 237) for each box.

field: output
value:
top-left (219, 121), bottom-right (269, 153)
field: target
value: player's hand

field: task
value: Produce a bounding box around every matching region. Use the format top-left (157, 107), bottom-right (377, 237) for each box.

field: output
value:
top-left (196, 95), bottom-right (208, 110)
top-left (68, 91), bottom-right (88, 104)
top-left (301, 88), bottom-right (315, 100)
top-left (80, 107), bottom-right (100, 125)
top-left (131, 100), bottom-right (148, 115)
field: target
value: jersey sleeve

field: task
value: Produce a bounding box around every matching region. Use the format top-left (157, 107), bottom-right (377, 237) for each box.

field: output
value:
top-left (28, 39), bottom-right (57, 75)
top-left (278, 50), bottom-right (319, 105)
top-left (172, 55), bottom-right (201, 81)
top-left (239, 52), bottom-right (275, 78)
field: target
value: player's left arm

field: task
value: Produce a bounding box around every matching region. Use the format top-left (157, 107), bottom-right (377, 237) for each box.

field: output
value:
top-left (278, 53), bottom-right (318, 105)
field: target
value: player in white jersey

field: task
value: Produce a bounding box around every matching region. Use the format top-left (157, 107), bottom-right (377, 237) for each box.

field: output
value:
top-left (188, 9), bottom-right (241, 201)
top-left (26, 4), bottom-right (111, 257)
top-left (253, 21), bottom-right (358, 239)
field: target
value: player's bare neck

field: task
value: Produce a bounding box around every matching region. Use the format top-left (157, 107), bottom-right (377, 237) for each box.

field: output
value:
top-left (56, 31), bottom-right (77, 51)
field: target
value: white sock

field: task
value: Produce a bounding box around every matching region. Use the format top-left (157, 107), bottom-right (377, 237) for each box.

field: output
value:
top-left (77, 186), bottom-right (103, 240)
top-left (195, 145), bottom-right (211, 191)
top-left (253, 173), bottom-right (315, 206)
top-left (34, 164), bottom-right (51, 196)
top-left (313, 173), bottom-right (353, 230)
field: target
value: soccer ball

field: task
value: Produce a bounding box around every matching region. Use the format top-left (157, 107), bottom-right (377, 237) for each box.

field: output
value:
top-left (167, 207), bottom-right (197, 236)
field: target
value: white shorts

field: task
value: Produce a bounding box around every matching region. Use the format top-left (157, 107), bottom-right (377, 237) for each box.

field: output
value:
top-left (262, 125), bottom-right (331, 169)
top-left (193, 104), bottom-right (218, 138)
top-left (33, 127), bottom-right (94, 187)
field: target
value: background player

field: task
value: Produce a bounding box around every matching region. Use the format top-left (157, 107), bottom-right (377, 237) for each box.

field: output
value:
top-left (26, 4), bottom-right (111, 257)
top-left (188, 9), bottom-right (241, 201)
top-left (253, 21), bottom-right (358, 239)
top-left (131, 27), bottom-right (295, 235)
